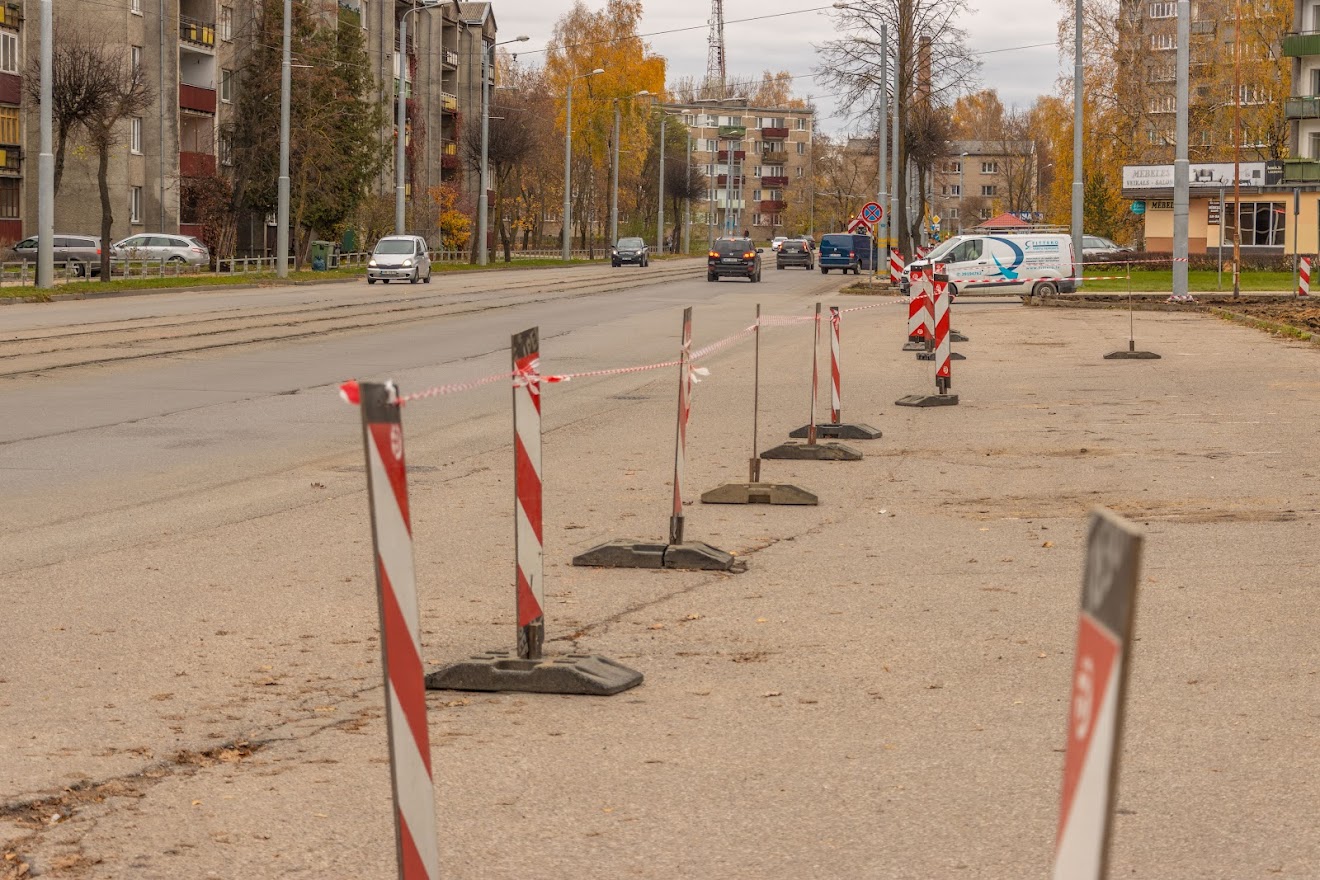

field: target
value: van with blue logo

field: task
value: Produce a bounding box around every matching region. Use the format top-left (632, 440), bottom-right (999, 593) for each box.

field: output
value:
top-left (900, 233), bottom-right (1076, 297)
top-left (818, 233), bottom-right (877, 275)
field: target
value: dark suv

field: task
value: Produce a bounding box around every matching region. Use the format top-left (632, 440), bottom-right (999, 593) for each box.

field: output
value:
top-left (707, 238), bottom-right (762, 282)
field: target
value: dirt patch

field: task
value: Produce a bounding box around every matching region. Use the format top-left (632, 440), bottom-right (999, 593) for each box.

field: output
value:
top-left (1212, 302), bottom-right (1320, 342)
top-left (947, 493), bottom-right (1304, 523)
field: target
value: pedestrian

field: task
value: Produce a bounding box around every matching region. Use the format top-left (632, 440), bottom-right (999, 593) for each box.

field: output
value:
top-left (742, 229), bottom-right (749, 239)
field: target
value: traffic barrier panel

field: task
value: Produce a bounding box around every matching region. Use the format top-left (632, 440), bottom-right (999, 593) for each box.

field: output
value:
top-left (896, 267), bottom-right (960, 408)
top-left (357, 381), bottom-right (441, 880)
top-left (788, 305), bottom-right (881, 440)
top-left (573, 308), bottom-right (745, 571)
top-left (917, 263), bottom-right (966, 362)
top-left (1300, 256), bottom-right (1311, 298)
top-left (761, 303), bottom-right (864, 460)
top-left (903, 264), bottom-right (930, 352)
top-left (429, 328), bottom-right (643, 694)
top-left (702, 304), bottom-right (819, 505)
top-left (889, 249), bottom-right (904, 286)
top-left (1052, 509), bottom-right (1143, 879)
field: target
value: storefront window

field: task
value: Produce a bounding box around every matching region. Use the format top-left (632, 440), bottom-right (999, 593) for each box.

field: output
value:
top-left (1234, 201), bottom-right (1285, 247)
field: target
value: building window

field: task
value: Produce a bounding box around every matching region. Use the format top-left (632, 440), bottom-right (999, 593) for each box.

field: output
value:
top-left (949, 206), bottom-right (960, 219)
top-left (795, 118), bottom-right (806, 130)
top-left (981, 161), bottom-right (998, 174)
top-left (981, 184), bottom-right (997, 197)
top-left (0, 178), bottom-right (17, 219)
top-left (1149, 2), bottom-right (1175, 17)
top-left (1235, 85), bottom-right (1268, 106)
top-left (796, 166), bottom-right (803, 177)
top-left (1309, 132), bottom-right (1320, 159)
top-left (220, 133), bottom-right (233, 167)
top-left (950, 184), bottom-right (961, 197)
top-left (706, 139), bottom-right (716, 152)
top-left (1150, 33), bottom-right (1176, 50)
top-left (947, 160), bottom-right (961, 173)
top-left (0, 106), bottom-right (18, 145)
top-left (220, 6), bottom-right (233, 41)
top-left (1148, 95), bottom-right (1175, 113)
top-left (130, 186), bottom-right (143, 224)
top-left (752, 189), bottom-right (761, 201)
top-left (130, 117), bottom-right (142, 154)
top-left (1234, 201), bottom-right (1285, 246)
top-left (0, 31), bottom-right (17, 74)
top-left (221, 69), bottom-right (233, 102)
top-left (131, 46), bottom-right (143, 75)
top-left (796, 141), bottom-right (805, 154)
top-left (980, 207), bottom-right (992, 220)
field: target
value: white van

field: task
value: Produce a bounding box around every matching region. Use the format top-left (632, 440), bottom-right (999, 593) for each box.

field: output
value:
top-left (900, 233), bottom-right (1076, 297)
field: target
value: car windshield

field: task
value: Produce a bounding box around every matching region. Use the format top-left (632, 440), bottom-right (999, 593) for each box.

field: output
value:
top-left (923, 237), bottom-right (962, 263)
top-left (374, 239), bottom-right (414, 255)
top-left (617, 238), bottom-right (644, 248)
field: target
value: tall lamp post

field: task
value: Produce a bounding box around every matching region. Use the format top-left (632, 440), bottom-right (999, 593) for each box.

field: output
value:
top-left (610, 90), bottom-right (651, 248)
top-left (37, 0), bottom-right (52, 287)
top-left (477, 33), bottom-right (529, 266)
top-left (277, 0), bottom-right (292, 276)
top-left (562, 67), bottom-right (606, 261)
top-left (652, 104), bottom-right (684, 254)
top-left (958, 151), bottom-right (968, 234)
top-left (395, 0), bottom-right (442, 236)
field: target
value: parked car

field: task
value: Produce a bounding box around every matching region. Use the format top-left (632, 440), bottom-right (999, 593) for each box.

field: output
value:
top-left (707, 237), bottom-right (763, 282)
top-left (367, 235), bottom-right (432, 285)
top-left (1082, 235), bottom-right (1134, 261)
top-left (819, 233), bottom-right (875, 274)
top-left (770, 236), bottom-right (789, 252)
top-left (776, 238), bottom-right (814, 270)
top-left (11, 234), bottom-right (103, 276)
top-left (611, 237), bottom-right (649, 267)
top-left (112, 234), bottom-right (210, 267)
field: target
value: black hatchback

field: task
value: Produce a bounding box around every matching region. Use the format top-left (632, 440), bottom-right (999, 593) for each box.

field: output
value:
top-left (776, 238), bottom-right (814, 270)
top-left (707, 238), bottom-right (762, 282)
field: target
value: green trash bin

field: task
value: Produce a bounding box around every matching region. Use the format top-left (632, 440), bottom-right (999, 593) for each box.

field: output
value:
top-left (310, 240), bottom-right (332, 271)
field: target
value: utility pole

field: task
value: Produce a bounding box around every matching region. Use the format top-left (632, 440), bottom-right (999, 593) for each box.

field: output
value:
top-left (1171, 0), bottom-right (1189, 299)
top-left (277, 0), bottom-right (291, 277)
top-left (394, 11), bottom-right (409, 235)
top-left (610, 100), bottom-right (620, 247)
top-left (1231, 0), bottom-right (1242, 299)
top-left (1071, 0), bottom-right (1084, 286)
top-left (683, 132), bottom-right (692, 254)
top-left (657, 113), bottom-right (666, 254)
top-left (890, 58), bottom-right (900, 256)
top-left (478, 40), bottom-right (491, 264)
top-left (37, 0), bottom-right (53, 287)
top-left (877, 23), bottom-right (888, 281)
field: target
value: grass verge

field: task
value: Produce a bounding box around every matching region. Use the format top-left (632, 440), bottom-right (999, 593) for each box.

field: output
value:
top-left (1077, 269), bottom-right (1292, 292)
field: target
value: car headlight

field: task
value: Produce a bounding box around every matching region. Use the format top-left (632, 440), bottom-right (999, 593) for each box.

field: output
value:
top-left (402, 259), bottom-right (413, 268)
top-left (611, 248), bottom-right (618, 255)
top-left (368, 259), bottom-right (377, 267)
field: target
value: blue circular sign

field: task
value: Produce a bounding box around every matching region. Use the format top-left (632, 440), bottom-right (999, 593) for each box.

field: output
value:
top-left (862, 202), bottom-right (883, 223)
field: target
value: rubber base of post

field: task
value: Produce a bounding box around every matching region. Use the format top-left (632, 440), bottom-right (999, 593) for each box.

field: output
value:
top-left (917, 352), bottom-right (966, 361)
top-left (1103, 350), bottom-right (1161, 359)
top-left (951, 330), bottom-right (969, 342)
top-left (759, 441), bottom-right (863, 461)
top-left (788, 423), bottom-right (882, 440)
top-left (902, 341), bottom-right (926, 351)
top-left (426, 651), bottom-right (643, 696)
top-left (700, 481), bottom-right (819, 505)
top-left (895, 393), bottom-right (960, 407)
top-left (571, 540), bottom-right (747, 572)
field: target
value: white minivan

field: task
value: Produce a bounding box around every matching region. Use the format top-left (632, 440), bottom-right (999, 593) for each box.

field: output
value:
top-left (901, 233), bottom-right (1076, 297)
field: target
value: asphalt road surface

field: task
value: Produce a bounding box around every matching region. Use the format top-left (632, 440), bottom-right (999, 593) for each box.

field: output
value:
top-left (2, 261), bottom-right (1317, 878)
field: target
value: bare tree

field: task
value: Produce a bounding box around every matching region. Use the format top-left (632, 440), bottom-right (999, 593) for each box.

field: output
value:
top-left (816, 0), bottom-right (978, 255)
top-left (86, 55), bottom-right (152, 280)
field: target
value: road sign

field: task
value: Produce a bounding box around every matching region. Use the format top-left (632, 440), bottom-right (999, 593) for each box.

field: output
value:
top-left (1131, 200), bottom-right (1146, 215)
top-left (861, 202), bottom-right (883, 224)
top-left (1052, 508), bottom-right (1143, 880)
top-left (847, 217), bottom-right (871, 234)
top-left (931, 214), bottom-right (941, 226)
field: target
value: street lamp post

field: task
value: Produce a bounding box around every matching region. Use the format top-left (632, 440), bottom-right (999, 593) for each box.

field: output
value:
top-left (477, 34), bottom-right (529, 266)
top-left (277, 0), bottom-right (292, 276)
top-left (958, 152), bottom-right (967, 234)
top-left (37, 0), bottom-right (52, 287)
top-left (562, 67), bottom-right (606, 261)
top-left (396, 0), bottom-right (442, 237)
top-left (610, 90), bottom-right (650, 248)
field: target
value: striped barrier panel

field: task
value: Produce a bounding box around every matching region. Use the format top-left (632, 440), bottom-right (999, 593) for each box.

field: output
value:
top-left (358, 381), bottom-right (441, 880)
top-left (934, 271), bottom-right (952, 395)
top-left (512, 329), bottom-right (545, 660)
top-left (829, 306), bottom-right (841, 424)
top-left (670, 307), bottom-right (694, 546)
top-left (1300, 257), bottom-right (1311, 297)
top-left (889, 250), bottom-right (904, 286)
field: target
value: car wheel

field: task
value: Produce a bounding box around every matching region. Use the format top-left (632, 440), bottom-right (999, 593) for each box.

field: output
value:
top-left (69, 260), bottom-right (85, 278)
top-left (168, 255), bottom-right (186, 264)
top-left (423, 270), bottom-right (432, 284)
top-left (707, 272), bottom-right (717, 282)
top-left (1032, 280), bottom-right (1058, 297)
top-left (383, 279), bottom-right (390, 284)
top-left (368, 278), bottom-right (377, 285)
top-left (777, 263), bottom-right (784, 270)
top-left (409, 271), bottom-right (419, 284)
top-left (820, 267), bottom-right (828, 274)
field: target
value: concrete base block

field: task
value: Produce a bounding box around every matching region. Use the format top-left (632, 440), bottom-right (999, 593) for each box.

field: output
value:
top-left (1104, 350), bottom-right (1161, 359)
top-left (760, 441), bottom-right (863, 461)
top-left (895, 393), bottom-right (960, 407)
top-left (917, 351), bottom-right (966, 361)
top-left (951, 330), bottom-right (969, 342)
top-left (701, 481), bottom-right (819, 505)
top-left (571, 539), bottom-right (746, 572)
top-left (427, 651), bottom-right (643, 696)
top-left (788, 422), bottom-right (882, 440)
top-left (902, 340), bottom-right (925, 351)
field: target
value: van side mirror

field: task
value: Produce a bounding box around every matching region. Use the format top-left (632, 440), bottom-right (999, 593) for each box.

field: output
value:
top-left (756, 248), bottom-right (764, 253)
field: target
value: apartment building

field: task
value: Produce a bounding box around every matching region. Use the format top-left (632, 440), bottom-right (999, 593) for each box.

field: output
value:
top-left (1, 0), bottom-right (490, 253)
top-left (932, 140), bottom-right (1039, 236)
top-left (672, 101), bottom-right (813, 241)
top-left (1286, 0), bottom-right (1320, 179)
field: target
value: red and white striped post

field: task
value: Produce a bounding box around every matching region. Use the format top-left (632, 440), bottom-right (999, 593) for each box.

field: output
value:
top-left (511, 328), bottom-right (544, 660)
top-left (1299, 256), bottom-right (1311, 297)
top-left (934, 267), bottom-right (952, 395)
top-left (358, 381), bottom-right (441, 880)
top-left (889, 249), bottom-right (905, 286)
top-left (916, 245), bottom-right (930, 260)
top-left (828, 306), bottom-right (842, 424)
top-left (906, 265), bottom-right (929, 348)
top-left (670, 307), bottom-right (694, 546)
top-left (807, 303), bottom-right (822, 446)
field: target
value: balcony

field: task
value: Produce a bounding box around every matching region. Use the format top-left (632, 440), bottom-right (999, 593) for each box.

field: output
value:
top-left (180, 16), bottom-right (216, 49)
top-left (0, 144), bottom-right (19, 176)
top-left (717, 150), bottom-right (745, 162)
top-left (0, 2), bottom-right (21, 28)
top-left (761, 126), bottom-right (789, 139)
top-left (1286, 96), bottom-right (1320, 119)
top-left (1282, 158), bottom-right (1320, 181)
top-left (441, 92), bottom-right (458, 112)
top-left (0, 73), bottom-right (18, 105)
top-left (180, 151), bottom-right (216, 178)
top-left (179, 83), bottom-right (217, 114)
top-left (443, 142), bottom-right (458, 157)
top-left (1283, 32), bottom-right (1320, 57)
top-left (759, 199), bottom-right (787, 212)
top-left (443, 50), bottom-right (459, 68)
top-left (761, 150), bottom-right (787, 164)
top-left (716, 174), bottom-right (745, 186)
top-left (760, 175), bottom-right (788, 187)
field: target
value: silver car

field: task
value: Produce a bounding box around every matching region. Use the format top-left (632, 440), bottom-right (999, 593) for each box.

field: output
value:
top-left (112, 234), bottom-right (210, 267)
top-left (367, 235), bottom-right (432, 284)
top-left (12, 234), bottom-right (103, 276)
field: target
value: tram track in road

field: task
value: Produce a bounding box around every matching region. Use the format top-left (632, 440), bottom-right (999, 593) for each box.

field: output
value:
top-left (0, 262), bottom-right (699, 378)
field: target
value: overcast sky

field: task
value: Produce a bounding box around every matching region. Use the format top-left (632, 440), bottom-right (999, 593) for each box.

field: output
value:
top-left (502, 0), bottom-right (1065, 135)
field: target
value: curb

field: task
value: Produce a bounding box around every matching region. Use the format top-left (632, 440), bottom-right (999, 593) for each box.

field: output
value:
top-left (1210, 307), bottom-right (1320, 345)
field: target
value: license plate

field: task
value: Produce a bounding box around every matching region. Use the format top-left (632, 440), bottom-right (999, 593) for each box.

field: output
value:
top-left (722, 258), bottom-right (739, 263)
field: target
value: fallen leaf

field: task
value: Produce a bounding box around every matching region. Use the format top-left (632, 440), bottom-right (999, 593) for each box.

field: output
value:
top-left (755, 617), bottom-right (768, 624)
top-left (762, 691), bottom-right (782, 698)
top-left (602, 807), bottom-right (614, 813)
top-left (1037, 652), bottom-right (1047, 658)
top-left (314, 812), bottom-right (328, 818)
top-left (1042, 541), bottom-right (1055, 548)
top-left (648, 623), bottom-right (665, 630)
top-left (684, 613), bottom-right (702, 621)
top-left (192, 800), bottom-right (202, 806)
top-left (150, 693), bottom-right (173, 701)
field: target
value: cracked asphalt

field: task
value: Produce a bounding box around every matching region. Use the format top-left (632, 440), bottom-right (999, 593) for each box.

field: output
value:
top-left (2, 263), bottom-right (1318, 878)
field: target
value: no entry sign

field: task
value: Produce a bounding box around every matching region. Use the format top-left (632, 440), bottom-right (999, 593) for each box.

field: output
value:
top-left (1053, 508), bottom-right (1143, 880)
top-left (861, 202), bottom-right (883, 224)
